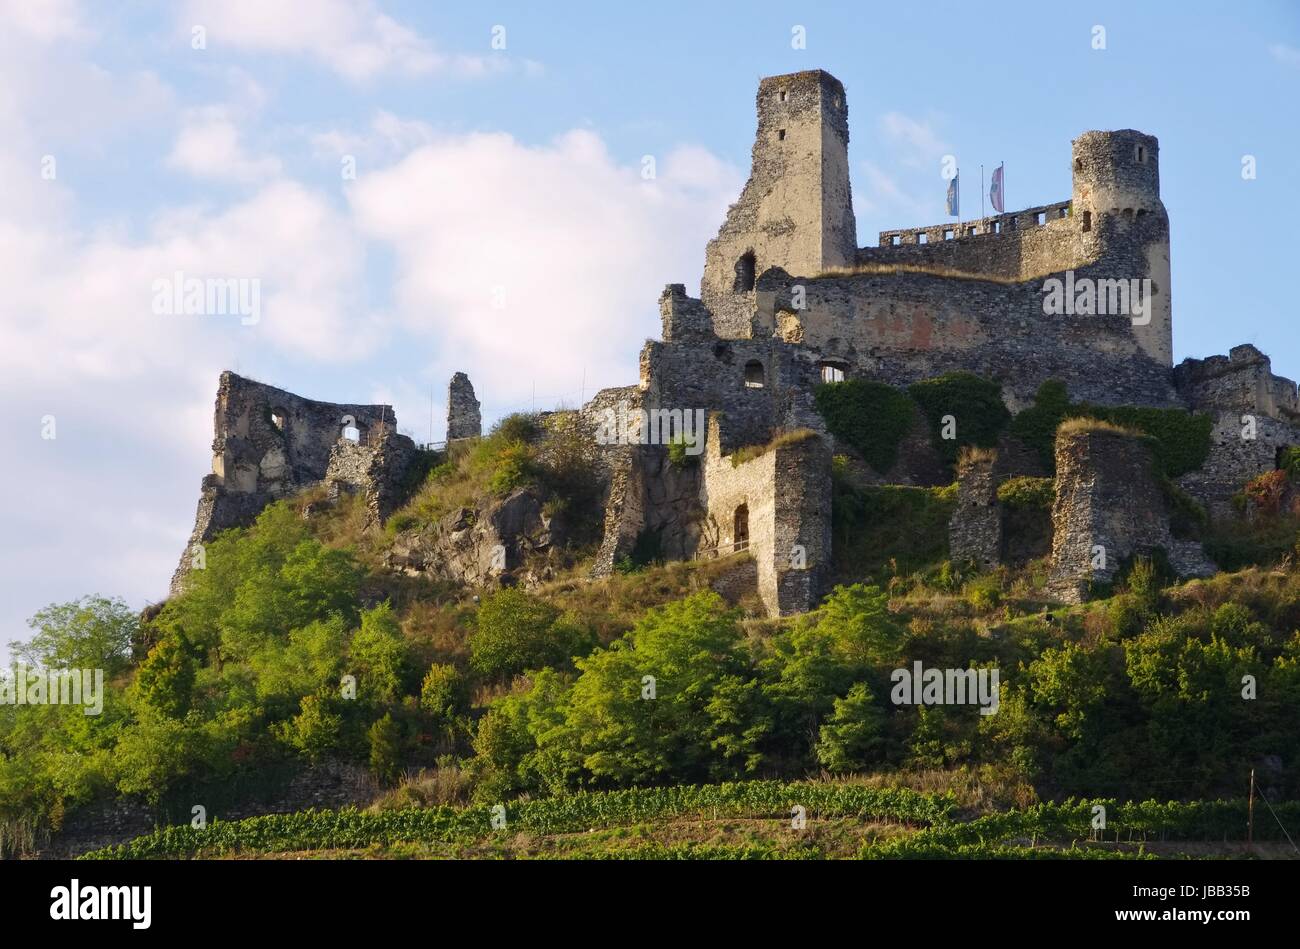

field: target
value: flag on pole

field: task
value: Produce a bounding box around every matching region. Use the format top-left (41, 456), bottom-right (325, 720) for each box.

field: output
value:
top-left (989, 164), bottom-right (1004, 214)
top-left (946, 172), bottom-right (959, 217)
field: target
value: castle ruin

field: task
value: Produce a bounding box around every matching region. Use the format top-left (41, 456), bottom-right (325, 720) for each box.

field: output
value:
top-left (173, 69), bottom-right (1300, 616)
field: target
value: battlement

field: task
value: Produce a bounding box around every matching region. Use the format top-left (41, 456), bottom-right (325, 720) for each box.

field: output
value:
top-left (875, 200), bottom-right (1072, 248)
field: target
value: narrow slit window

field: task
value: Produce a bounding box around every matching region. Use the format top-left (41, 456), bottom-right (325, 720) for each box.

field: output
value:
top-left (735, 251), bottom-right (756, 292)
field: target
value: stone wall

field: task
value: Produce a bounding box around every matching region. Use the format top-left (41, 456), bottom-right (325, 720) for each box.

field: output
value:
top-left (1175, 344), bottom-right (1300, 420)
top-left (171, 372), bottom-right (396, 595)
top-left (866, 201), bottom-right (1076, 279)
top-left (447, 371), bottom-right (482, 440)
top-left (1176, 410), bottom-right (1300, 520)
top-left (756, 243), bottom-right (1179, 412)
top-left (1048, 425), bottom-right (1212, 603)
top-left (949, 452), bottom-right (1001, 569)
top-left (42, 760), bottom-right (377, 858)
top-left (698, 417), bottom-right (831, 615)
top-left (324, 427), bottom-right (420, 527)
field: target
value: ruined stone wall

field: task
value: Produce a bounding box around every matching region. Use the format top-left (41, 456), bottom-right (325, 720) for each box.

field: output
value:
top-left (1169, 346), bottom-right (1300, 518)
top-left (640, 317), bottom-right (827, 455)
top-left (1049, 426), bottom-right (1212, 602)
top-left (770, 431), bottom-right (833, 613)
top-left (324, 428), bottom-right (419, 527)
top-left (866, 201), bottom-right (1077, 279)
top-left (949, 453), bottom-right (1001, 570)
top-left (447, 371), bottom-right (482, 440)
top-left (1176, 411), bottom-right (1300, 520)
top-left (1175, 344), bottom-right (1300, 420)
top-left (757, 237), bottom-right (1181, 412)
top-left (171, 372), bottom-right (395, 595)
top-left (699, 418), bottom-right (831, 615)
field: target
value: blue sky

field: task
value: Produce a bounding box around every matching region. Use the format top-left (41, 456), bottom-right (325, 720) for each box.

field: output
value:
top-left (2, 0), bottom-right (1298, 657)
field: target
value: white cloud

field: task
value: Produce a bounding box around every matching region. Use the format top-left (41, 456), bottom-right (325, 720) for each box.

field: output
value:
top-left (855, 159), bottom-right (935, 223)
top-left (880, 112), bottom-right (951, 169)
top-left (168, 110), bottom-right (283, 182)
top-left (0, 0), bottom-right (86, 44)
top-left (349, 129), bottom-right (741, 409)
top-left (182, 0), bottom-right (506, 81)
top-left (1270, 43), bottom-right (1300, 68)
top-left (310, 110), bottom-right (436, 162)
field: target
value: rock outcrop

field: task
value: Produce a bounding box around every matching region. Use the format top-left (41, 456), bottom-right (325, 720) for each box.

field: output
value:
top-left (384, 487), bottom-right (560, 587)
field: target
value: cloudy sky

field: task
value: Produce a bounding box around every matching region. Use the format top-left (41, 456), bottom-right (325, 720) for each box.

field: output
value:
top-left (2, 0), bottom-right (1297, 655)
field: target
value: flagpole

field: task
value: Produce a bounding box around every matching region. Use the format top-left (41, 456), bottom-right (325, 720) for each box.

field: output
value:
top-left (981, 164), bottom-right (985, 227)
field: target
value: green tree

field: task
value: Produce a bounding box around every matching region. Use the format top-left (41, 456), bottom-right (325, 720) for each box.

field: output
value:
top-left (367, 712), bottom-right (403, 785)
top-left (469, 589), bottom-right (594, 679)
top-left (349, 603), bottom-right (409, 705)
top-left (547, 592), bottom-right (760, 786)
top-left (279, 693), bottom-right (344, 763)
top-left (420, 663), bottom-right (468, 725)
top-left (815, 683), bottom-right (887, 772)
top-left (814, 584), bottom-right (906, 667)
top-left (13, 596), bottom-right (137, 676)
top-left (133, 633), bottom-right (196, 718)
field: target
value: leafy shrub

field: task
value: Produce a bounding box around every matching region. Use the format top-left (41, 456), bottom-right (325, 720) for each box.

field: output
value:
top-left (813, 379), bottom-right (915, 473)
top-left (469, 589), bottom-right (595, 678)
top-left (278, 693), bottom-right (344, 763)
top-left (667, 436), bottom-right (697, 468)
top-left (815, 684), bottom-right (887, 772)
top-left (907, 372), bottom-right (1011, 466)
top-left (996, 476), bottom-right (1054, 510)
top-left (419, 664), bottom-right (468, 723)
top-left (831, 478), bottom-right (957, 581)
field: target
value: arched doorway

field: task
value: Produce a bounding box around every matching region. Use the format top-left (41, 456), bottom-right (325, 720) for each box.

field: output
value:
top-left (733, 504), bottom-right (749, 552)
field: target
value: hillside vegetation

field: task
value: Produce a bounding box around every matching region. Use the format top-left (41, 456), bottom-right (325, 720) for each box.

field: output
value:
top-left (3, 410), bottom-right (1299, 859)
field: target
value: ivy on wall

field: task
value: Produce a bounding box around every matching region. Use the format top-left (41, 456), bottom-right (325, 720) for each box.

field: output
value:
top-left (813, 379), bottom-right (915, 473)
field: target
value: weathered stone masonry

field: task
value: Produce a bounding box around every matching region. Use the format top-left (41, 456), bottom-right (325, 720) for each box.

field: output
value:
top-left (171, 372), bottom-right (400, 595)
top-left (173, 69), bottom-right (1300, 615)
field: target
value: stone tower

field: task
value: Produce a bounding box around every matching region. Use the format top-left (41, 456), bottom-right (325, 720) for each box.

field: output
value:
top-left (1071, 129), bottom-right (1172, 366)
top-left (701, 69), bottom-right (857, 338)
